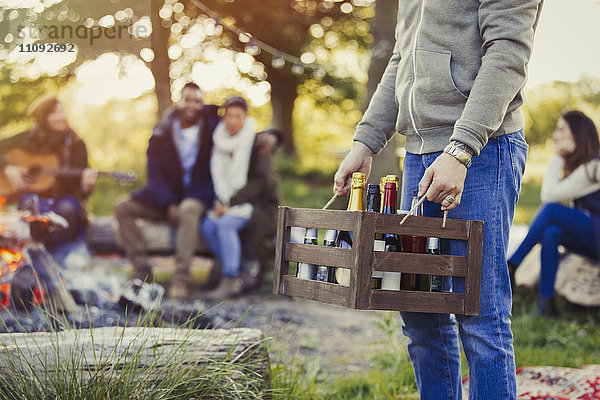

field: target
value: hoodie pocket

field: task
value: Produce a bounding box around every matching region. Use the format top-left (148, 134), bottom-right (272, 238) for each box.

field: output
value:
top-left (411, 49), bottom-right (468, 130)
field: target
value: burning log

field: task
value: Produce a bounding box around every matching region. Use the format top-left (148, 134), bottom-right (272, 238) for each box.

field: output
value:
top-left (0, 204), bottom-right (76, 313)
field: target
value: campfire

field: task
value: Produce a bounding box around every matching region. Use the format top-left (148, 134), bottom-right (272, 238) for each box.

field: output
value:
top-left (0, 247), bottom-right (25, 308)
top-left (0, 200), bottom-right (172, 333)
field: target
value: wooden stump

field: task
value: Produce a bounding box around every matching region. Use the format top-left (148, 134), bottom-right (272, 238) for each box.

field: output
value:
top-left (0, 327), bottom-right (269, 393)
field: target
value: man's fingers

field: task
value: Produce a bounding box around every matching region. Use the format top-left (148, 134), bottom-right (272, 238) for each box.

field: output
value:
top-left (418, 168), bottom-right (434, 198)
top-left (333, 165), bottom-right (353, 196)
top-left (333, 174), bottom-right (350, 196)
top-left (441, 192), bottom-right (462, 211)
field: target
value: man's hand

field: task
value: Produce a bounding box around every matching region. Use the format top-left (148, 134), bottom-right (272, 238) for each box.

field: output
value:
top-left (3, 165), bottom-right (31, 192)
top-left (256, 132), bottom-right (278, 156)
top-left (418, 153), bottom-right (467, 211)
top-left (333, 141), bottom-right (374, 196)
top-left (167, 203), bottom-right (179, 225)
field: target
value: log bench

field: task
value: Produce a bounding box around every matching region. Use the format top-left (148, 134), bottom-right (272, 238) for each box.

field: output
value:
top-left (0, 327), bottom-right (269, 392)
top-left (86, 215), bottom-right (211, 255)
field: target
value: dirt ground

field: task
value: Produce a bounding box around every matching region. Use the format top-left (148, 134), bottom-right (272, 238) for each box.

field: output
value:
top-left (96, 254), bottom-right (407, 377)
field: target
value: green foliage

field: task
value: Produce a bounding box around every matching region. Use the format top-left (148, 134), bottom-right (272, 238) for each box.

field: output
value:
top-left (522, 78), bottom-right (600, 145)
top-left (0, 68), bottom-right (70, 137)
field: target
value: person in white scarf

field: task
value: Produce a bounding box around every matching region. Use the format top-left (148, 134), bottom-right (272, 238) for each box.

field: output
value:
top-left (202, 97), bottom-right (257, 299)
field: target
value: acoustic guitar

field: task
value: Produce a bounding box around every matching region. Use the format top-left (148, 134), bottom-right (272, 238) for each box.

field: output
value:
top-left (0, 148), bottom-right (136, 199)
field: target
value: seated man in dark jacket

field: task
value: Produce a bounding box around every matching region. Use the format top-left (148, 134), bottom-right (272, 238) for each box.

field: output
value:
top-left (115, 82), bottom-right (219, 299)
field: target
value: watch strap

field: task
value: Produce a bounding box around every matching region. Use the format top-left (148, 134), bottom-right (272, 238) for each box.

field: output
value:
top-left (443, 144), bottom-right (472, 168)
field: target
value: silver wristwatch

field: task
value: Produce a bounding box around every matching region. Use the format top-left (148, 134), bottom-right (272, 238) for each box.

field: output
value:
top-left (443, 144), bottom-right (472, 168)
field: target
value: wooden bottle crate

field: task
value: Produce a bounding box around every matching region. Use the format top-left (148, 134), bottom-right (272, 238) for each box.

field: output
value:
top-left (273, 207), bottom-right (484, 316)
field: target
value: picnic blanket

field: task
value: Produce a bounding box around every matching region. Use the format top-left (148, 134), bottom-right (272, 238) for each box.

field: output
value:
top-left (463, 365), bottom-right (600, 399)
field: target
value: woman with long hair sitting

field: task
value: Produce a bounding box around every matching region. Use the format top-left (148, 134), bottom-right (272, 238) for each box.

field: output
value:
top-left (508, 110), bottom-right (600, 316)
top-left (0, 95), bottom-right (97, 261)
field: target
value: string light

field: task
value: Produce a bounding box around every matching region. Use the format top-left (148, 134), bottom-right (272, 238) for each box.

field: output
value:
top-left (187, 0), bottom-right (339, 75)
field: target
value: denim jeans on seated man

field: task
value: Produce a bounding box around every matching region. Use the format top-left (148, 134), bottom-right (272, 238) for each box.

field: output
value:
top-left (399, 130), bottom-right (528, 400)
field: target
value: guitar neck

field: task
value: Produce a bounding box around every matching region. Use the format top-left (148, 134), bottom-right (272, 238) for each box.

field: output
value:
top-left (42, 168), bottom-right (112, 178)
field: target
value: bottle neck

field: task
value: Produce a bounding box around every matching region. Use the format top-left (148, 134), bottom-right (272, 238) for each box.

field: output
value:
top-left (427, 237), bottom-right (439, 248)
top-left (347, 187), bottom-right (364, 211)
top-left (382, 185), bottom-right (396, 214)
top-left (366, 192), bottom-right (380, 212)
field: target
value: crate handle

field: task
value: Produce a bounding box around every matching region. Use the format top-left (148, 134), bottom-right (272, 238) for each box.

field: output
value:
top-left (322, 193), bottom-right (338, 210)
top-left (399, 196), bottom-right (449, 229)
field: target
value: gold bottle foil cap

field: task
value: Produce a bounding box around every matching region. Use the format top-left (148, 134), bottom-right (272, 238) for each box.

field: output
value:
top-left (385, 174), bottom-right (399, 184)
top-left (385, 175), bottom-right (399, 190)
top-left (351, 172), bottom-right (366, 188)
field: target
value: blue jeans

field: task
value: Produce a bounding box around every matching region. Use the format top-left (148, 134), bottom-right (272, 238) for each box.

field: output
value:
top-left (399, 130), bottom-right (528, 399)
top-left (201, 213), bottom-right (249, 278)
top-left (508, 203), bottom-right (597, 298)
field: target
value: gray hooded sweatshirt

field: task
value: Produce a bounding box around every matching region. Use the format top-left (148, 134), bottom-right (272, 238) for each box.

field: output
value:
top-left (354, 0), bottom-right (544, 156)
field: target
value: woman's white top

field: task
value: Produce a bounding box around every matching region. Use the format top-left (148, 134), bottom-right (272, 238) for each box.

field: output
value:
top-left (541, 155), bottom-right (600, 203)
top-left (210, 117), bottom-right (257, 219)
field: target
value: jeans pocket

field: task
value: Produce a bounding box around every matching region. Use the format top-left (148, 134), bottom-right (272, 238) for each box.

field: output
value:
top-left (507, 131), bottom-right (528, 194)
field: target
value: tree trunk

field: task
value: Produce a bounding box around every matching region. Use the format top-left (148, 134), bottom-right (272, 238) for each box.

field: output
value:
top-left (150, 1), bottom-right (172, 117)
top-left (268, 68), bottom-right (298, 156)
top-left (364, 0), bottom-right (401, 186)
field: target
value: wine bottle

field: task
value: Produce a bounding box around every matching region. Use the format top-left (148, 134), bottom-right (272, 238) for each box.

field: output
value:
top-left (316, 229), bottom-right (337, 283)
top-left (335, 172), bottom-right (365, 286)
top-left (379, 176), bottom-right (386, 213)
top-left (380, 181), bottom-right (401, 291)
top-left (366, 184), bottom-right (383, 289)
top-left (427, 237), bottom-right (443, 292)
top-left (400, 190), bottom-right (426, 290)
top-left (385, 175), bottom-right (400, 211)
top-left (297, 228), bottom-right (318, 280)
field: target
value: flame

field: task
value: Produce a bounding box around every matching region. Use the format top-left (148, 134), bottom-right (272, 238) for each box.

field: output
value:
top-left (0, 283), bottom-right (9, 308)
top-left (0, 249), bottom-right (23, 278)
top-left (33, 285), bottom-right (46, 306)
top-left (1, 249), bottom-right (22, 265)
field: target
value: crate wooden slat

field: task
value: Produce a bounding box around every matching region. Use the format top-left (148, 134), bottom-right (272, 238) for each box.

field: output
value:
top-left (283, 276), bottom-right (350, 307)
top-left (286, 243), bottom-right (354, 268)
top-left (273, 207), bottom-right (484, 316)
top-left (371, 291), bottom-right (465, 313)
top-left (372, 253), bottom-right (467, 276)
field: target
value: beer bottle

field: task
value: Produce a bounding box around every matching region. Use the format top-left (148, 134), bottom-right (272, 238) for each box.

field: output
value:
top-left (366, 184), bottom-right (383, 289)
top-left (380, 181), bottom-right (401, 291)
top-left (427, 237), bottom-right (443, 292)
top-left (335, 172), bottom-right (365, 286)
top-left (400, 190), bottom-right (426, 290)
top-left (297, 228), bottom-right (318, 280)
top-left (316, 229), bottom-right (337, 283)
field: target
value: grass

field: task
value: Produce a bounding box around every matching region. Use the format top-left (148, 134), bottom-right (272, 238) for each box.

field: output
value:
top-left (0, 304), bottom-right (270, 400)
top-left (511, 287), bottom-right (600, 369)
